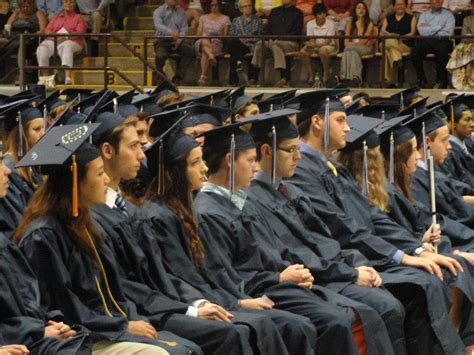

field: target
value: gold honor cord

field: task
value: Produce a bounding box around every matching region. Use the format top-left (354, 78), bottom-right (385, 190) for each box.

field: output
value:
top-left (85, 228), bottom-right (127, 318)
top-left (95, 276), bottom-right (113, 317)
top-left (327, 161), bottom-right (338, 176)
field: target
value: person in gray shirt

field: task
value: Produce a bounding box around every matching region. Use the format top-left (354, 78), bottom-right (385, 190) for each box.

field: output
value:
top-left (154, 0), bottom-right (195, 85)
top-left (76, 0), bottom-right (109, 55)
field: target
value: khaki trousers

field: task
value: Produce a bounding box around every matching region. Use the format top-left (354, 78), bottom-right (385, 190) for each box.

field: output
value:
top-left (251, 40), bottom-right (299, 70)
top-left (384, 38), bottom-right (411, 83)
top-left (92, 340), bottom-right (169, 355)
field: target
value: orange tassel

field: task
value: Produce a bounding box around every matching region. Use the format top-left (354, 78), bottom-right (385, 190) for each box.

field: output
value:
top-left (352, 311), bottom-right (367, 355)
top-left (71, 155), bottom-right (78, 217)
top-left (450, 102), bottom-right (455, 132)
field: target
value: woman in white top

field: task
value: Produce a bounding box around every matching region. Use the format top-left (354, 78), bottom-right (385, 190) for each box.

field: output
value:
top-left (300, 3), bottom-right (337, 86)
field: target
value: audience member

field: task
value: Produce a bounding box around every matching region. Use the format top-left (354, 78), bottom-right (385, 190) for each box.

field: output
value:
top-left (36, 0), bottom-right (86, 86)
top-left (380, 0), bottom-right (416, 86)
top-left (447, 12), bottom-right (473, 89)
top-left (195, 0), bottom-right (231, 85)
top-left (364, 0), bottom-right (393, 24)
top-left (76, 0), bottom-right (110, 56)
top-left (255, 0), bottom-right (282, 16)
top-left (153, 0), bottom-right (194, 86)
top-left (324, 0), bottom-right (354, 31)
top-left (251, 0), bottom-right (304, 87)
top-left (408, 0), bottom-right (431, 15)
top-left (337, 1), bottom-right (375, 87)
top-left (443, 0), bottom-right (471, 25)
top-left (36, 0), bottom-right (62, 20)
top-left (300, 3), bottom-right (337, 86)
top-left (411, 0), bottom-right (455, 88)
top-left (180, 0), bottom-right (204, 34)
top-left (228, 0), bottom-right (262, 85)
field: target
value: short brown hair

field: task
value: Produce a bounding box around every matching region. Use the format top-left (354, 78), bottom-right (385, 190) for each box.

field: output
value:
top-left (95, 116), bottom-right (138, 152)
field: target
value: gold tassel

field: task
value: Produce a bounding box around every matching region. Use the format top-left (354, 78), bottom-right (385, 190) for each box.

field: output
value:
top-left (450, 102), bottom-right (455, 132)
top-left (71, 155), bottom-right (78, 217)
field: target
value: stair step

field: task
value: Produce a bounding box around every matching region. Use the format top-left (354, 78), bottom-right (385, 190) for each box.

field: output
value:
top-left (99, 42), bottom-right (154, 57)
top-left (124, 17), bottom-right (154, 31)
top-left (82, 57), bottom-right (155, 70)
top-left (110, 30), bottom-right (155, 43)
top-left (71, 70), bottom-right (152, 86)
top-left (135, 5), bottom-right (159, 16)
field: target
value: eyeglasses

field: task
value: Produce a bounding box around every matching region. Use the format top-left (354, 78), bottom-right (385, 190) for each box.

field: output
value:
top-left (277, 145), bottom-right (301, 154)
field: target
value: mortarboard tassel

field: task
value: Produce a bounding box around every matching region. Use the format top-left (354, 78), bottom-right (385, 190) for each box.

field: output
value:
top-left (381, 110), bottom-right (385, 121)
top-left (17, 111), bottom-right (24, 158)
top-left (140, 105), bottom-right (144, 113)
top-left (422, 121), bottom-right (427, 165)
top-left (362, 140), bottom-right (369, 196)
top-left (271, 125), bottom-right (277, 185)
top-left (230, 133), bottom-right (236, 195)
top-left (400, 92), bottom-right (404, 110)
top-left (323, 97), bottom-right (330, 153)
top-left (113, 98), bottom-right (118, 114)
top-left (210, 96), bottom-right (214, 106)
top-left (450, 102), bottom-right (455, 132)
top-left (270, 104), bottom-right (274, 112)
top-left (43, 106), bottom-right (48, 130)
top-left (71, 154), bottom-right (78, 217)
top-left (389, 132), bottom-right (394, 184)
top-left (157, 140), bottom-right (164, 195)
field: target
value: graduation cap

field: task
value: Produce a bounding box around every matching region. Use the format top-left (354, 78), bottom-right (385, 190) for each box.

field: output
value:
top-left (390, 86), bottom-right (423, 109)
top-left (252, 93), bottom-right (264, 102)
top-left (345, 98), bottom-right (363, 115)
top-left (340, 115), bottom-right (382, 195)
top-left (100, 89), bottom-right (135, 114)
top-left (284, 90), bottom-right (347, 118)
top-left (163, 89), bottom-right (231, 111)
top-left (16, 123), bottom-right (100, 217)
top-left (249, 109), bottom-right (300, 183)
top-left (76, 91), bottom-right (106, 114)
top-left (37, 90), bottom-right (65, 112)
top-left (26, 84), bottom-right (46, 100)
top-left (268, 89), bottom-right (298, 100)
top-left (181, 104), bottom-right (233, 128)
top-left (0, 99), bottom-right (42, 157)
top-left (145, 111), bottom-right (199, 194)
top-left (258, 95), bottom-right (291, 113)
top-left (150, 80), bottom-right (179, 98)
top-left (199, 119), bottom-right (260, 193)
top-left (60, 88), bottom-right (95, 102)
top-left (442, 94), bottom-right (472, 131)
top-left (132, 93), bottom-right (163, 115)
top-left (397, 97), bottom-right (429, 118)
top-left (458, 95), bottom-right (474, 110)
top-left (354, 103), bottom-right (400, 120)
top-left (225, 86), bottom-right (252, 111)
top-left (41, 94), bottom-right (84, 137)
top-left (91, 111), bottom-right (124, 145)
top-left (375, 115), bottom-right (413, 183)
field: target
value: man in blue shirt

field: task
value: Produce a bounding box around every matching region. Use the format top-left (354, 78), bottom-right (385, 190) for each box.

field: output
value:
top-left (411, 0), bottom-right (455, 88)
top-left (153, 0), bottom-right (195, 86)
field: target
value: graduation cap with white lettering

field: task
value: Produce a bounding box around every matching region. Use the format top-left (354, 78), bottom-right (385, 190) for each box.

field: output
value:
top-left (60, 88), bottom-right (95, 102)
top-left (249, 109), bottom-right (300, 183)
top-left (198, 119), bottom-right (260, 194)
top-left (16, 123), bottom-right (101, 217)
top-left (0, 99), bottom-right (43, 157)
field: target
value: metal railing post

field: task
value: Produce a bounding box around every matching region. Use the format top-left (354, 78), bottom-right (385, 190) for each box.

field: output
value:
top-left (144, 36), bottom-right (148, 85)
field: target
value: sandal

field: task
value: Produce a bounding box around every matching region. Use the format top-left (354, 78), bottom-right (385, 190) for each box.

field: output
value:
top-left (198, 74), bottom-right (207, 86)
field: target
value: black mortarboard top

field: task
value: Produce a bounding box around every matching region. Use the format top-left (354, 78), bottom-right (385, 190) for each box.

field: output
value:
top-left (226, 86), bottom-right (250, 110)
top-left (258, 95), bottom-right (290, 113)
top-left (390, 86), bottom-right (423, 109)
top-left (42, 95), bottom-right (84, 136)
top-left (151, 80), bottom-right (178, 98)
top-left (181, 104), bottom-right (233, 128)
top-left (443, 94), bottom-right (470, 122)
top-left (345, 98), bottom-right (362, 115)
top-left (397, 97), bottom-right (429, 118)
top-left (118, 104), bottom-right (139, 117)
top-left (100, 89), bottom-right (135, 113)
top-left (148, 106), bottom-right (192, 138)
top-left (5, 91), bottom-right (39, 105)
top-left (76, 91), bottom-right (105, 114)
top-left (195, 89), bottom-right (232, 108)
top-left (60, 88), bottom-right (95, 102)
top-left (268, 89), bottom-right (298, 101)
top-left (132, 93), bottom-right (163, 115)
top-left (252, 93), bottom-right (264, 102)
top-left (354, 103), bottom-right (400, 120)
top-left (162, 89), bottom-right (230, 111)
top-left (341, 115), bottom-right (382, 152)
top-left (292, 94), bottom-right (346, 126)
top-left (91, 111), bottom-right (124, 145)
top-left (283, 89), bottom-right (348, 111)
top-left (26, 84), bottom-right (46, 100)
top-left (457, 94), bottom-right (474, 110)
top-left (16, 123), bottom-right (101, 217)
top-left (0, 99), bottom-right (42, 132)
top-left (37, 90), bottom-right (65, 113)
top-left (0, 94), bottom-right (11, 105)
top-left (404, 106), bottom-right (444, 137)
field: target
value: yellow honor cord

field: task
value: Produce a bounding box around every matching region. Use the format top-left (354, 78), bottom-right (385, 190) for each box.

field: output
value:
top-left (450, 102), bottom-right (455, 132)
top-left (71, 155), bottom-right (78, 217)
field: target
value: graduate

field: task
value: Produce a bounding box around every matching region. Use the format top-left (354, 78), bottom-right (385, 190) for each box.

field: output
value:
top-left (88, 108), bottom-right (279, 355)
top-left (337, 116), bottom-right (474, 353)
top-left (287, 94), bottom-right (470, 354)
top-left (142, 117), bottom-right (319, 355)
top-left (194, 119), bottom-right (398, 355)
top-left (0, 143), bottom-right (96, 355)
top-left (246, 112), bottom-right (446, 354)
top-left (13, 124), bottom-right (198, 355)
top-left (0, 100), bottom-right (44, 236)
top-left (440, 95), bottom-right (474, 187)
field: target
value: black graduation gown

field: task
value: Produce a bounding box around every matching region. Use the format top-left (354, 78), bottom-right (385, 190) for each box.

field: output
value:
top-left (0, 233), bottom-right (91, 354)
top-left (91, 202), bottom-right (258, 355)
top-left (441, 140), bottom-right (474, 187)
top-left (245, 176), bottom-right (409, 354)
top-left (143, 199), bottom-right (318, 355)
top-left (194, 189), bottom-right (397, 355)
top-left (412, 166), bottom-right (474, 229)
top-left (289, 150), bottom-right (468, 355)
top-left (17, 216), bottom-right (200, 355)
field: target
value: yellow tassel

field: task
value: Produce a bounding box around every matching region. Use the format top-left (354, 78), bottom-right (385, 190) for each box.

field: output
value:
top-left (450, 102), bottom-right (455, 132)
top-left (71, 155), bottom-right (78, 217)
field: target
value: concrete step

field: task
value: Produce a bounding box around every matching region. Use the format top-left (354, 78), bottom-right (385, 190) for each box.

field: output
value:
top-left (82, 57), bottom-right (155, 70)
top-left (110, 30), bottom-right (155, 43)
top-left (71, 70), bottom-right (152, 86)
top-left (99, 42), bottom-right (154, 57)
top-left (135, 5), bottom-right (159, 16)
top-left (124, 17), bottom-right (154, 31)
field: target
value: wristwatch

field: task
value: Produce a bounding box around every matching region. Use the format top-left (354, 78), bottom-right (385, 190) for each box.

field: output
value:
top-left (414, 246), bottom-right (426, 256)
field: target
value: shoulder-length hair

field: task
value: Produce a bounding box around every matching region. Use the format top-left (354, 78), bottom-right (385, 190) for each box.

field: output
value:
top-left (386, 140), bottom-right (415, 202)
top-left (350, 1), bottom-right (371, 34)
